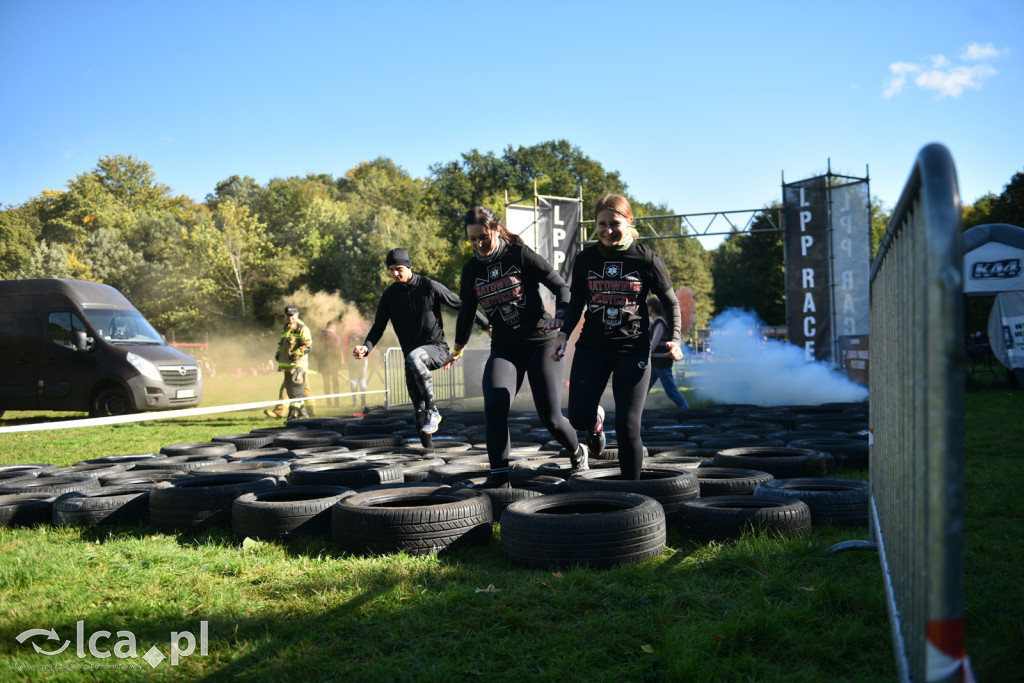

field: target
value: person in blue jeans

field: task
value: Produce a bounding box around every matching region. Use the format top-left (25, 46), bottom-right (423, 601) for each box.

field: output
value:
top-left (646, 297), bottom-right (689, 409)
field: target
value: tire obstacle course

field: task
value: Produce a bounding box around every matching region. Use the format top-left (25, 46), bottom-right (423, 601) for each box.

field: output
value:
top-left (0, 401), bottom-right (869, 568)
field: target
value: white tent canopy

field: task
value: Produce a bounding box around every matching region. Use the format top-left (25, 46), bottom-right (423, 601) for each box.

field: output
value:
top-left (964, 223), bottom-right (1024, 377)
top-left (963, 223), bottom-right (1024, 295)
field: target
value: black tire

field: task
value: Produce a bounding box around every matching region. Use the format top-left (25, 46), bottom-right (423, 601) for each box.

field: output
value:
top-left (226, 447), bottom-right (296, 462)
top-left (0, 475), bottom-right (101, 496)
top-left (509, 473), bottom-right (567, 493)
top-left (286, 417), bottom-right (347, 431)
top-left (500, 491), bottom-right (667, 569)
top-left (291, 454), bottom-right (362, 467)
top-left (289, 446), bottom-right (353, 458)
top-left (273, 431), bottom-right (344, 449)
top-left (695, 468), bottom-right (775, 496)
top-left (52, 487), bottom-right (151, 526)
top-left (331, 485), bottom-right (492, 556)
top-left (211, 433), bottom-right (276, 450)
top-left (714, 447), bottom-right (828, 479)
top-left (645, 454), bottom-right (706, 472)
top-left (337, 435), bottom-right (403, 449)
top-left (566, 469), bottom-right (699, 520)
top-left (584, 446), bottom-right (649, 462)
top-left (90, 385), bottom-right (133, 417)
top-left (786, 438), bottom-right (870, 469)
top-left (149, 474), bottom-right (279, 531)
top-left (678, 495), bottom-right (812, 542)
top-left (424, 463), bottom-right (491, 484)
top-left (41, 463), bottom-right (131, 480)
top-left (133, 455), bottom-right (228, 471)
top-left (0, 464), bottom-right (56, 485)
top-left (355, 481), bottom-right (447, 493)
top-left (690, 434), bottom-right (784, 449)
top-left (249, 426), bottom-right (308, 435)
top-left (0, 493), bottom-right (57, 526)
top-left (401, 442), bottom-right (473, 455)
top-left (344, 420), bottom-right (407, 436)
top-left (449, 479), bottom-right (548, 520)
top-left (99, 470), bottom-right (186, 487)
top-left (644, 441), bottom-right (699, 455)
top-left (753, 478), bottom-right (869, 526)
top-left (387, 457), bottom-right (446, 483)
top-left (232, 485), bottom-right (354, 540)
top-left (196, 461), bottom-right (292, 478)
top-left (287, 462), bottom-right (404, 488)
top-left (159, 442), bottom-right (237, 458)
top-left (76, 453), bottom-right (166, 466)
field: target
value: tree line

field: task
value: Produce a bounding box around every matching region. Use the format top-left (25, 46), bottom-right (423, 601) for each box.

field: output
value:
top-left (1, 140), bottom-right (1019, 339)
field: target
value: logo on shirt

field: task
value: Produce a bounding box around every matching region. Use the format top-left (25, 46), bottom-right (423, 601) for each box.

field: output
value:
top-left (586, 261), bottom-right (642, 328)
top-left (475, 263), bottom-right (524, 328)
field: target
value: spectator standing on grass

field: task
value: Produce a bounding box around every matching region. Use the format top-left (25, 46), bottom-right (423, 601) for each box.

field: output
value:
top-left (646, 296), bottom-right (689, 409)
top-left (314, 320), bottom-right (344, 407)
top-left (353, 248), bottom-right (489, 445)
top-left (444, 206), bottom-right (589, 489)
top-left (551, 194), bottom-right (683, 480)
top-left (265, 305), bottom-right (315, 420)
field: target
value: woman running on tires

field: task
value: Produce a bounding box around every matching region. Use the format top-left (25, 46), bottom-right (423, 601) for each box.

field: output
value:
top-left (445, 206), bottom-right (588, 489)
top-left (551, 194), bottom-right (683, 480)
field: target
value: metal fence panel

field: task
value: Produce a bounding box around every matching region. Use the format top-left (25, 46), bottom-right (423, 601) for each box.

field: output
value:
top-left (869, 143), bottom-right (970, 682)
top-left (382, 347), bottom-right (466, 411)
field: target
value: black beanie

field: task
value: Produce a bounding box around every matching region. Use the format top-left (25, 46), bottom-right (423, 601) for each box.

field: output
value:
top-left (386, 248), bottom-right (412, 268)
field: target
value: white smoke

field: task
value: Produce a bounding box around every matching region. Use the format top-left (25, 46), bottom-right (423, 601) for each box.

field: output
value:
top-left (687, 309), bottom-right (869, 406)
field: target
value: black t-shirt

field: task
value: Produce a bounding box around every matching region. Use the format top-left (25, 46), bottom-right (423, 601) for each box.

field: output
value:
top-left (455, 242), bottom-right (569, 351)
top-left (562, 242), bottom-right (681, 356)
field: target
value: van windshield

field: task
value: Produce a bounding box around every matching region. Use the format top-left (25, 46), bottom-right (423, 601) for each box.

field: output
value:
top-left (83, 309), bottom-right (164, 345)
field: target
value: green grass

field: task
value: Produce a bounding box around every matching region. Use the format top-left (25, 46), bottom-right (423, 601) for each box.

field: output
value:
top-left (0, 382), bottom-right (1020, 681)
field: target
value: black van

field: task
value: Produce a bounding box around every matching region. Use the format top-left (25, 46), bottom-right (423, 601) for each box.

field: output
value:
top-left (0, 278), bottom-right (203, 417)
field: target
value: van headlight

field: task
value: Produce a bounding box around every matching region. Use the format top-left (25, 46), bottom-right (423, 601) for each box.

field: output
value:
top-left (126, 352), bottom-right (162, 381)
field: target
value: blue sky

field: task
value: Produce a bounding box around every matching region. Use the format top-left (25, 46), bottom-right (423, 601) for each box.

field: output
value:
top-left (2, 1), bottom-right (1021, 249)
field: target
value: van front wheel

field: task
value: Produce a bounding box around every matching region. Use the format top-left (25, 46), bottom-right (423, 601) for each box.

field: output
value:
top-left (90, 387), bottom-right (133, 417)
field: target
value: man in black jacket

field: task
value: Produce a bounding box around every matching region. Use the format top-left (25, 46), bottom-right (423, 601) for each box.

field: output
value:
top-left (353, 248), bottom-right (489, 444)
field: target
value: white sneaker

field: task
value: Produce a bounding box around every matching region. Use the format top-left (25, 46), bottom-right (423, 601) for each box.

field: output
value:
top-left (570, 443), bottom-right (589, 472)
top-left (422, 408), bottom-right (442, 434)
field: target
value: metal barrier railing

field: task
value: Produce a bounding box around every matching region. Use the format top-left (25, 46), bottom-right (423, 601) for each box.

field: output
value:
top-left (382, 347), bottom-right (466, 411)
top-left (867, 143), bottom-right (971, 682)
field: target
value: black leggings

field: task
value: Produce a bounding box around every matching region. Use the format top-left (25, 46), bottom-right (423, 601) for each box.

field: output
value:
top-left (567, 345), bottom-right (651, 479)
top-left (482, 345), bottom-right (578, 472)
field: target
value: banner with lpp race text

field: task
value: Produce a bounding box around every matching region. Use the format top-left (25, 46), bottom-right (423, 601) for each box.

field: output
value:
top-left (506, 197), bottom-right (581, 305)
top-left (783, 176), bottom-right (832, 363)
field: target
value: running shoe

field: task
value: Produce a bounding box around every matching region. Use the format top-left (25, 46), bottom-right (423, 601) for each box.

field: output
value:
top-left (586, 405), bottom-right (606, 460)
top-left (570, 443), bottom-right (589, 472)
top-left (422, 407), bottom-right (442, 434)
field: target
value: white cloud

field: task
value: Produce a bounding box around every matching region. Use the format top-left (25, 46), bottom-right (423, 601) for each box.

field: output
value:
top-left (883, 44), bottom-right (1006, 99)
top-left (961, 42), bottom-right (1009, 61)
top-left (883, 62), bottom-right (920, 99)
top-left (916, 64), bottom-right (997, 98)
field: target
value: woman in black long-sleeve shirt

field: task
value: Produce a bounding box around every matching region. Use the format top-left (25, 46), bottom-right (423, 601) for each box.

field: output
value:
top-left (551, 194), bottom-right (683, 480)
top-left (447, 207), bottom-right (587, 488)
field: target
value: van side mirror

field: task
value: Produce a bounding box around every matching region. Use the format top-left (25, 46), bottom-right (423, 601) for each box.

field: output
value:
top-left (73, 330), bottom-right (94, 352)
